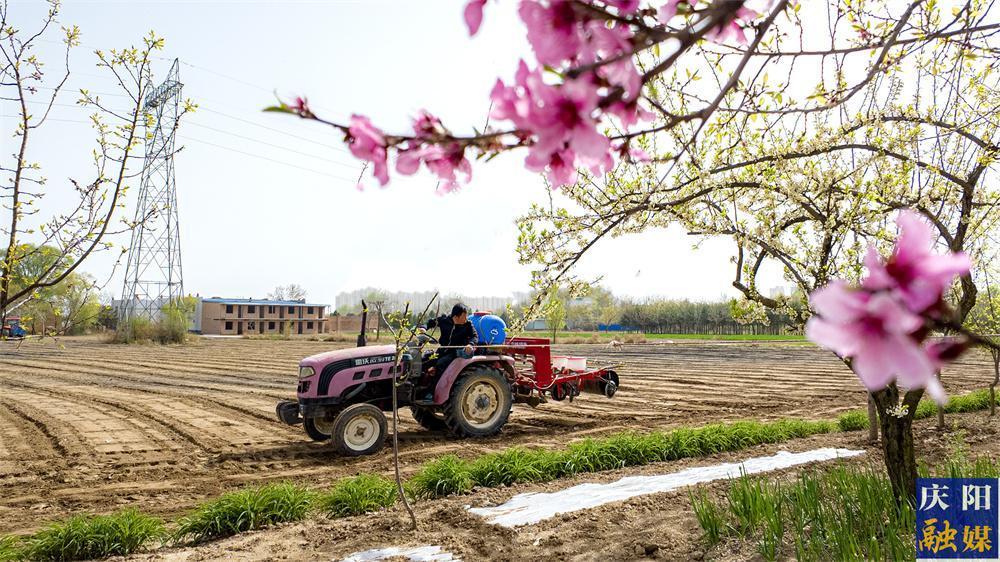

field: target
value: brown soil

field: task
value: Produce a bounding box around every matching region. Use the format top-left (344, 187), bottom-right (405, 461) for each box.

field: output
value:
top-left (117, 412), bottom-right (1000, 561)
top-left (1, 336), bottom-right (996, 552)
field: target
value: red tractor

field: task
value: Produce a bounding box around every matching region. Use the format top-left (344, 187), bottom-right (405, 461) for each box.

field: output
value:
top-left (276, 330), bottom-right (619, 456)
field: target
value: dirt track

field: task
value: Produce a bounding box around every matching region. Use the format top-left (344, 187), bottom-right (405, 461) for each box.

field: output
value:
top-left (0, 336), bottom-right (994, 535)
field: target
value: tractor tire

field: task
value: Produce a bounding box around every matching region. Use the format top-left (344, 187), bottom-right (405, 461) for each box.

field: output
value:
top-left (303, 416), bottom-right (335, 441)
top-left (331, 403), bottom-right (387, 456)
top-left (410, 406), bottom-right (447, 431)
top-left (443, 366), bottom-right (512, 438)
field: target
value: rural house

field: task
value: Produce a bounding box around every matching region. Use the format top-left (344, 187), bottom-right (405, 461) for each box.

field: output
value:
top-left (197, 298), bottom-right (328, 335)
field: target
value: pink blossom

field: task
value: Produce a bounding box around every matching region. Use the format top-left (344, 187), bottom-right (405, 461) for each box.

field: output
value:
top-left (526, 147), bottom-right (579, 187)
top-left (347, 115), bottom-right (389, 186)
top-left (616, 142), bottom-right (650, 162)
top-left (863, 211), bottom-right (971, 312)
top-left (605, 0), bottom-right (641, 14)
top-left (490, 61), bottom-right (613, 187)
top-left (706, 6), bottom-right (759, 45)
top-left (584, 21), bottom-right (641, 100)
top-left (922, 339), bottom-right (969, 404)
top-left (519, 0), bottom-right (582, 66)
top-left (395, 143), bottom-right (472, 193)
top-left (464, 0), bottom-right (487, 35)
top-left (412, 110), bottom-right (444, 139)
top-left (607, 98), bottom-right (655, 128)
top-left (805, 281), bottom-right (940, 400)
top-left (658, 0), bottom-right (695, 22)
top-left (288, 96), bottom-right (310, 115)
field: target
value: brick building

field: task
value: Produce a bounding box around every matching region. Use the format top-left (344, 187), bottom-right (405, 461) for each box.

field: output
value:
top-left (198, 298), bottom-right (328, 336)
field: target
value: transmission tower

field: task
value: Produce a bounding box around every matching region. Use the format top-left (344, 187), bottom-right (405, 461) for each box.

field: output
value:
top-left (119, 59), bottom-right (185, 324)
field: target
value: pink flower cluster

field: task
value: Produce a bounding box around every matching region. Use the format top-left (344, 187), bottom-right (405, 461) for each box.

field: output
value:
top-left (805, 211), bottom-right (971, 404)
top-left (348, 112), bottom-right (473, 193)
top-left (339, 1), bottom-right (763, 190)
top-left (477, 1), bottom-right (655, 186)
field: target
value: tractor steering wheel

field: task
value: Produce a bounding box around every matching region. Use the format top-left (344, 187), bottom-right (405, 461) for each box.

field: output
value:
top-left (415, 328), bottom-right (438, 346)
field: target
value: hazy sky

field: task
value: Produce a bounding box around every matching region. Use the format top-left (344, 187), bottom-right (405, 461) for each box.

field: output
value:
top-left (3, 0), bottom-right (786, 307)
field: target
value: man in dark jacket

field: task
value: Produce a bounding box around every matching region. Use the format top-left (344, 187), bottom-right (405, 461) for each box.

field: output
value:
top-left (426, 303), bottom-right (478, 376)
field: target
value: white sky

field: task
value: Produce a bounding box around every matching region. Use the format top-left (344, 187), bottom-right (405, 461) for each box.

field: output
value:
top-left (2, 0), bottom-right (787, 306)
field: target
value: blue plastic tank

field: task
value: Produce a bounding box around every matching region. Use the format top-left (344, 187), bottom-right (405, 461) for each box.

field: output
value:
top-left (470, 313), bottom-right (506, 345)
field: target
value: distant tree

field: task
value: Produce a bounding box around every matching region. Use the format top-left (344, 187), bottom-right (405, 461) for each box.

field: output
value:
top-left (0, 2), bottom-right (193, 332)
top-left (269, 284), bottom-right (307, 301)
top-left (4, 244), bottom-right (100, 334)
top-left (544, 293), bottom-right (566, 343)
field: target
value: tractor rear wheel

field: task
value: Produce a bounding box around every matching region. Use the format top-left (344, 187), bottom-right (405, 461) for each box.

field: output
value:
top-left (303, 416), bottom-right (334, 441)
top-left (331, 403), bottom-right (387, 456)
top-left (443, 366), bottom-right (512, 437)
top-left (410, 406), bottom-right (446, 431)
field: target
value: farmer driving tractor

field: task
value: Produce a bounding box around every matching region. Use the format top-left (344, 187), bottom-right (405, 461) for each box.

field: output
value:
top-left (426, 303), bottom-right (478, 377)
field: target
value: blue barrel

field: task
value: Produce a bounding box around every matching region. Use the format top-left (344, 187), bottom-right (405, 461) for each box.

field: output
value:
top-left (470, 313), bottom-right (506, 345)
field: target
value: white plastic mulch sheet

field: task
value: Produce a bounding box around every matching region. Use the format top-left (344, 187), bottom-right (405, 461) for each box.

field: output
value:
top-left (468, 448), bottom-right (865, 527)
top-left (338, 545), bottom-right (460, 562)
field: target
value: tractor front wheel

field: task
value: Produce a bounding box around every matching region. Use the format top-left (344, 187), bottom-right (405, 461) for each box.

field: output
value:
top-left (303, 416), bottom-right (334, 441)
top-left (443, 366), bottom-right (512, 437)
top-left (331, 403), bottom-right (387, 456)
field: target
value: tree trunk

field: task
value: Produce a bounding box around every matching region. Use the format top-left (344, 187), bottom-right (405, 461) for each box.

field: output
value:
top-left (991, 349), bottom-right (999, 418)
top-left (872, 385), bottom-right (923, 506)
top-left (867, 394), bottom-right (879, 443)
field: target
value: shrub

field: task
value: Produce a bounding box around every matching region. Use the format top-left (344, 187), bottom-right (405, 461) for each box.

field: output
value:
top-left (407, 455), bottom-right (473, 498)
top-left (316, 475), bottom-right (397, 517)
top-left (16, 509), bottom-right (164, 561)
top-left (173, 482), bottom-right (313, 544)
top-left (155, 304), bottom-right (190, 344)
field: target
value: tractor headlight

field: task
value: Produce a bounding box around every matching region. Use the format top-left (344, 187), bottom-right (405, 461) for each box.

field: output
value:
top-left (298, 366), bottom-right (315, 379)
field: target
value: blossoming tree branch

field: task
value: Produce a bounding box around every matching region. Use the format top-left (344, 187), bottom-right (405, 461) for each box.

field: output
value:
top-left (269, 0), bottom-right (789, 192)
top-left (275, 0), bottom-right (1000, 505)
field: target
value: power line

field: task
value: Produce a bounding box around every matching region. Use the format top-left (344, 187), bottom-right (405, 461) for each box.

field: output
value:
top-left (0, 113), bottom-right (362, 184)
top-left (8, 97), bottom-right (355, 160)
top-left (184, 120), bottom-right (359, 168)
top-left (178, 135), bottom-right (359, 182)
top-left (197, 106), bottom-right (350, 153)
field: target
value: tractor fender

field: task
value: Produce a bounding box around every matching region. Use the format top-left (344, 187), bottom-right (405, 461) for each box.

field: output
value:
top-left (432, 355), bottom-right (514, 405)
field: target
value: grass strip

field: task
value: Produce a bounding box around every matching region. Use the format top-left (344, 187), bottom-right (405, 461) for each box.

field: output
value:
top-left (0, 537), bottom-right (20, 562)
top-left (315, 474), bottom-right (397, 518)
top-left (406, 419), bottom-right (837, 499)
top-left (837, 388), bottom-right (1000, 431)
top-left (172, 482), bottom-right (313, 544)
top-left (692, 454), bottom-right (1000, 561)
top-left (0, 509), bottom-right (164, 562)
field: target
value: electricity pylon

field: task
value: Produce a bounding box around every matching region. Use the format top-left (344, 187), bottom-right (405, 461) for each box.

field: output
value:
top-left (119, 59), bottom-right (185, 324)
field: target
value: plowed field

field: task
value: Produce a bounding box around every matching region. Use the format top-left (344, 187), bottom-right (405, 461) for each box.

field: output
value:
top-left (0, 336), bottom-right (993, 535)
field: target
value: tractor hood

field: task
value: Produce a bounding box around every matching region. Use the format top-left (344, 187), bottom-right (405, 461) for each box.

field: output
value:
top-left (299, 344), bottom-right (397, 370)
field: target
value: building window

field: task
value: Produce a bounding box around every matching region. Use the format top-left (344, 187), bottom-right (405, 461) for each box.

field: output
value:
top-left (268, 321), bottom-right (275, 330)
top-left (268, 306), bottom-right (275, 314)
top-left (225, 321), bottom-right (233, 330)
top-left (248, 321), bottom-right (256, 330)
top-left (307, 321), bottom-right (314, 329)
top-left (248, 305), bottom-right (256, 313)
top-left (225, 305), bottom-right (233, 313)
top-left (307, 307), bottom-right (314, 314)
top-left (288, 306), bottom-right (295, 313)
